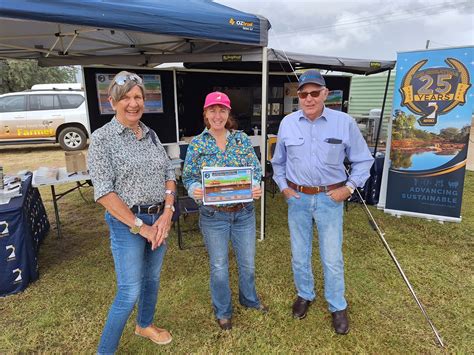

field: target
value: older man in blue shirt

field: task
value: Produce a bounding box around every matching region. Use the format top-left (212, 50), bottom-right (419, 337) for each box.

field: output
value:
top-left (272, 69), bottom-right (374, 334)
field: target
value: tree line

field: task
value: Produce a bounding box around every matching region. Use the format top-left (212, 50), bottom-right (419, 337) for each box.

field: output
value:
top-left (0, 59), bottom-right (76, 94)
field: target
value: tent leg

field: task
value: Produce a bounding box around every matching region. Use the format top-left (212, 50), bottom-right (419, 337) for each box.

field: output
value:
top-left (373, 69), bottom-right (391, 156)
top-left (259, 46), bottom-right (268, 241)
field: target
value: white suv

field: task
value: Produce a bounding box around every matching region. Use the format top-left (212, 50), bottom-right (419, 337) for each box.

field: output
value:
top-left (0, 83), bottom-right (90, 150)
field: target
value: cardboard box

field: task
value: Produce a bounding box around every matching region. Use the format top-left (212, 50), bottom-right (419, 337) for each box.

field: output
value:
top-left (65, 151), bottom-right (87, 173)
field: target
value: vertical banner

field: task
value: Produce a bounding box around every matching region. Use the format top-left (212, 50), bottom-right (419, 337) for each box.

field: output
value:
top-left (384, 46), bottom-right (473, 222)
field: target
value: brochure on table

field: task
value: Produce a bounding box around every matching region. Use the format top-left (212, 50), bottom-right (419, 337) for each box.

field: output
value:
top-left (32, 167), bottom-right (90, 186)
top-left (202, 167), bottom-right (253, 205)
top-left (0, 175), bottom-right (24, 204)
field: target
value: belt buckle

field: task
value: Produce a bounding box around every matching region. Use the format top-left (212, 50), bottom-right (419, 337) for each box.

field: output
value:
top-left (298, 185), bottom-right (304, 192)
top-left (147, 204), bottom-right (158, 214)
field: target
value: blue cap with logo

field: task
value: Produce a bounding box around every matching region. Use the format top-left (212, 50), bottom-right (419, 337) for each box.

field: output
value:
top-left (297, 69), bottom-right (326, 90)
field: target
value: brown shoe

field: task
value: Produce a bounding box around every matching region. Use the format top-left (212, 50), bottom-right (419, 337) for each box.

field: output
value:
top-left (216, 318), bottom-right (232, 331)
top-left (135, 324), bottom-right (172, 345)
top-left (331, 309), bottom-right (349, 335)
top-left (292, 296), bottom-right (312, 319)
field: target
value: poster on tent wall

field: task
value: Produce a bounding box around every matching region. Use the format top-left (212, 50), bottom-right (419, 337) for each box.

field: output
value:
top-left (384, 46), bottom-right (473, 222)
top-left (95, 73), bottom-right (163, 115)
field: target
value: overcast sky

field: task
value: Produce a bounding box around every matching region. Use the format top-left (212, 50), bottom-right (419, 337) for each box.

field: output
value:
top-left (217, 0), bottom-right (473, 61)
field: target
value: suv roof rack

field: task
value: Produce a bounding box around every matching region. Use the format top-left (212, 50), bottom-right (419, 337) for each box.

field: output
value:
top-left (31, 83), bottom-right (83, 91)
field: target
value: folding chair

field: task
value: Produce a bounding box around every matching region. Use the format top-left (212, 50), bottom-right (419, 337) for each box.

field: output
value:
top-left (175, 195), bottom-right (201, 250)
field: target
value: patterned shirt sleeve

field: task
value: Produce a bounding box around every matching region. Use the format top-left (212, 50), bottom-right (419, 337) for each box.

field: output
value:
top-left (87, 131), bottom-right (115, 202)
top-left (182, 137), bottom-right (202, 191)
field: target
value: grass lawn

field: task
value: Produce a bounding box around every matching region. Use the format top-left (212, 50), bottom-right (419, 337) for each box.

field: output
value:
top-left (0, 144), bottom-right (473, 353)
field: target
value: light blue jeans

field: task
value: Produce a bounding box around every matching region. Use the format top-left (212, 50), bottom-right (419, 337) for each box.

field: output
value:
top-left (97, 211), bottom-right (167, 354)
top-left (287, 193), bottom-right (347, 313)
top-left (199, 202), bottom-right (261, 320)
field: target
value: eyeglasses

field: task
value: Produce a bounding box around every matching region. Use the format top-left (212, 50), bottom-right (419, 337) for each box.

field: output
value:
top-left (114, 73), bottom-right (143, 86)
top-left (297, 88), bottom-right (325, 99)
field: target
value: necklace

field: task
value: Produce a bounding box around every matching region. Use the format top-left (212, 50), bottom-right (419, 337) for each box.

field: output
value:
top-left (132, 125), bottom-right (141, 135)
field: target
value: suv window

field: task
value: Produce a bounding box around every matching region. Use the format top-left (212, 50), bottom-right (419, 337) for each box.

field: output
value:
top-left (58, 94), bottom-right (85, 109)
top-left (29, 94), bottom-right (61, 111)
top-left (0, 95), bottom-right (27, 112)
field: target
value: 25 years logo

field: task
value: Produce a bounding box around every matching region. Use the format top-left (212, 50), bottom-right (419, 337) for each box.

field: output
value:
top-left (400, 58), bottom-right (471, 126)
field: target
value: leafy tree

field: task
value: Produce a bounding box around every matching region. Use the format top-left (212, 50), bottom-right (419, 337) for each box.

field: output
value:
top-left (439, 127), bottom-right (460, 141)
top-left (392, 111), bottom-right (417, 139)
top-left (413, 130), bottom-right (432, 140)
top-left (390, 150), bottom-right (412, 169)
top-left (0, 59), bottom-right (77, 94)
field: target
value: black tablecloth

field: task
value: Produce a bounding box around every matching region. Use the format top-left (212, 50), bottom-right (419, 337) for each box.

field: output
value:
top-left (0, 175), bottom-right (49, 297)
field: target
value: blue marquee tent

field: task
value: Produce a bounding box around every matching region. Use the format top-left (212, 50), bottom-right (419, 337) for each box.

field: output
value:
top-left (0, 0), bottom-right (274, 240)
top-left (0, 0), bottom-right (270, 66)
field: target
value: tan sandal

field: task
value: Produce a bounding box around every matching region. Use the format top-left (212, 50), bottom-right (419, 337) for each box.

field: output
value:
top-left (135, 324), bottom-right (172, 345)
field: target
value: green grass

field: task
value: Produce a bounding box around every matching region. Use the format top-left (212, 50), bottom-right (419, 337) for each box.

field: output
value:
top-left (0, 145), bottom-right (473, 353)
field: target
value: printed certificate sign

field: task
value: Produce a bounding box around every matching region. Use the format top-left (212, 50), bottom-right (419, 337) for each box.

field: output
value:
top-left (95, 73), bottom-right (164, 115)
top-left (383, 46), bottom-right (473, 222)
top-left (202, 167), bottom-right (253, 205)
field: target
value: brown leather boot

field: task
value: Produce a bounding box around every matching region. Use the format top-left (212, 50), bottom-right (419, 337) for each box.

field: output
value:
top-left (331, 309), bottom-right (349, 335)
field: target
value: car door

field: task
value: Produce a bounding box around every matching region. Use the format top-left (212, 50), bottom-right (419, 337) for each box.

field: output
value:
top-left (27, 94), bottom-right (64, 138)
top-left (0, 94), bottom-right (27, 139)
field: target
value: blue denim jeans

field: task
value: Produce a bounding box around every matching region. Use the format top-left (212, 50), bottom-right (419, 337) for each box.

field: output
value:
top-left (199, 202), bottom-right (261, 320)
top-left (97, 211), bottom-right (167, 354)
top-left (287, 193), bottom-right (347, 312)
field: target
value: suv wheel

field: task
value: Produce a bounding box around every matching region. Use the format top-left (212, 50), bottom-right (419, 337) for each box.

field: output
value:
top-left (58, 127), bottom-right (87, 151)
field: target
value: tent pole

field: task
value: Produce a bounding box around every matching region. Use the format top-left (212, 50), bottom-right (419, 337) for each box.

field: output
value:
top-left (260, 46), bottom-right (268, 241)
top-left (172, 69), bottom-right (180, 143)
top-left (373, 69), bottom-right (391, 157)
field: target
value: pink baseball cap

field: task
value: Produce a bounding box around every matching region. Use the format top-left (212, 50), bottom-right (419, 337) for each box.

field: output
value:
top-left (203, 91), bottom-right (231, 109)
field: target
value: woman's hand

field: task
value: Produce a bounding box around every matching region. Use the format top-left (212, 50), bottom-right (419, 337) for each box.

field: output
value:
top-left (252, 185), bottom-right (262, 200)
top-left (139, 224), bottom-right (160, 250)
top-left (192, 187), bottom-right (204, 200)
top-left (152, 209), bottom-right (173, 248)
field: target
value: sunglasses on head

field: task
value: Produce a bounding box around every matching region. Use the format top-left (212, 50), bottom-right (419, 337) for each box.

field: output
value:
top-left (297, 88), bottom-right (325, 99)
top-left (114, 73), bottom-right (143, 86)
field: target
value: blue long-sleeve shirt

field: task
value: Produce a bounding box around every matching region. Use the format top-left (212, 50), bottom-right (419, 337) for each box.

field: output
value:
top-left (271, 107), bottom-right (374, 191)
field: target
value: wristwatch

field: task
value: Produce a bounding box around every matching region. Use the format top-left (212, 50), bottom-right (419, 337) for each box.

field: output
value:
top-left (345, 185), bottom-right (355, 194)
top-left (130, 217), bottom-right (143, 234)
top-left (165, 189), bottom-right (176, 197)
top-left (164, 204), bottom-right (175, 212)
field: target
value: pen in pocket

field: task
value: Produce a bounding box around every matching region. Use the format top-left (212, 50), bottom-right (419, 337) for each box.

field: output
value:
top-left (325, 138), bottom-right (342, 144)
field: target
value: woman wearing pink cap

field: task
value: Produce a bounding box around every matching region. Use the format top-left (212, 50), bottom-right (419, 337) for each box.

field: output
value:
top-left (182, 91), bottom-right (267, 330)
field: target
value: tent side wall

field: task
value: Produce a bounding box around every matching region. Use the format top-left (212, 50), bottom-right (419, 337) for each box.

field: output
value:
top-left (83, 67), bottom-right (177, 144)
top-left (176, 71), bottom-right (352, 138)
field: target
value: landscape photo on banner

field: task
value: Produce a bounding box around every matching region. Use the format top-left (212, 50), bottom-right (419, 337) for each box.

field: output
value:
top-left (385, 46), bottom-right (473, 221)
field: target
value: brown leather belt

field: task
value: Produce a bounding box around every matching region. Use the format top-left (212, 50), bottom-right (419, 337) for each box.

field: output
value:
top-left (287, 180), bottom-right (345, 194)
top-left (210, 203), bottom-right (247, 212)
